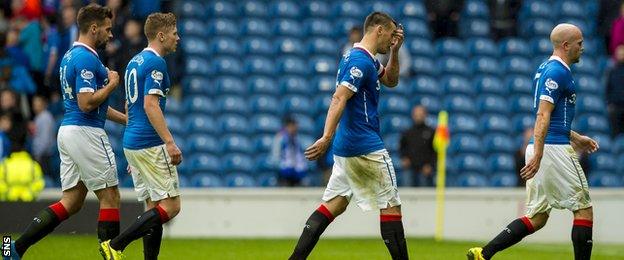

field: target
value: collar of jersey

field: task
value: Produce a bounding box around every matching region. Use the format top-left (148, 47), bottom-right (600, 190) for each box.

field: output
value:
top-left (72, 42), bottom-right (98, 57)
top-left (353, 43), bottom-right (376, 61)
top-left (549, 55), bottom-right (571, 71)
top-left (144, 47), bottom-right (161, 57)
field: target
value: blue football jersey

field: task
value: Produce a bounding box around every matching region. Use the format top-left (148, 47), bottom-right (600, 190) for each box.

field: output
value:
top-left (531, 56), bottom-right (576, 144)
top-left (59, 42), bottom-right (110, 128)
top-left (332, 44), bottom-right (386, 157)
top-left (123, 48), bottom-right (171, 150)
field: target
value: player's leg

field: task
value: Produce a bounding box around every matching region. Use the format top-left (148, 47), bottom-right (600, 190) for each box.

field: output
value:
top-left (13, 181), bottom-right (87, 257)
top-left (572, 207), bottom-right (593, 260)
top-left (380, 205), bottom-right (408, 260)
top-left (142, 199), bottom-right (162, 260)
top-left (94, 186), bottom-right (121, 242)
top-left (475, 212), bottom-right (548, 260)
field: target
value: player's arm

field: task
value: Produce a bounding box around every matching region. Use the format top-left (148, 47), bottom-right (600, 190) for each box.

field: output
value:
top-left (144, 94), bottom-right (182, 165)
top-left (380, 26), bottom-right (404, 88)
top-left (570, 130), bottom-right (599, 154)
top-left (106, 106), bottom-right (127, 125)
top-left (520, 100), bottom-right (553, 180)
top-left (77, 66), bottom-right (120, 112)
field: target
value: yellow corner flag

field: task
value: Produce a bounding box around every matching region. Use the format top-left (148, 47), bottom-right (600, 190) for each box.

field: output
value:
top-left (433, 111), bottom-right (450, 241)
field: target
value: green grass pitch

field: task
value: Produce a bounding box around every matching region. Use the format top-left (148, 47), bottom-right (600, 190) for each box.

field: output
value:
top-left (18, 235), bottom-right (624, 259)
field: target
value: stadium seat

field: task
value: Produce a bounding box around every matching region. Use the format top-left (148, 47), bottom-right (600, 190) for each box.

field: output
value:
top-left (438, 56), bottom-right (471, 77)
top-left (270, 0), bottom-right (301, 18)
top-left (474, 76), bottom-right (506, 96)
top-left (308, 38), bottom-right (338, 56)
top-left (250, 95), bottom-right (281, 114)
top-left (589, 172), bottom-right (622, 187)
top-left (520, 18), bottom-right (554, 38)
top-left (190, 173), bottom-right (223, 187)
top-left (576, 75), bottom-right (603, 95)
top-left (301, 174), bottom-right (323, 187)
top-left (490, 173), bottom-right (518, 187)
top-left (408, 37), bottom-right (435, 58)
top-left (512, 113), bottom-right (535, 133)
top-left (206, 1), bottom-right (238, 18)
top-left (223, 154), bottom-right (255, 173)
top-left (455, 172), bottom-right (489, 187)
top-left (402, 19), bottom-right (431, 39)
top-left (573, 57), bottom-right (599, 75)
top-left (501, 56), bottom-right (533, 75)
top-left (334, 18), bottom-right (360, 39)
top-left (254, 134), bottom-right (274, 154)
top-left (248, 76), bottom-right (279, 95)
top-left (380, 95), bottom-right (411, 115)
top-left (460, 19), bottom-right (490, 38)
top-left (618, 154), bottom-right (624, 175)
top-left (397, 1), bottom-right (427, 19)
top-left (483, 134), bottom-right (516, 154)
top-left (165, 98), bottom-right (183, 115)
top-left (576, 95), bottom-right (606, 114)
top-left (444, 94), bottom-right (477, 114)
top-left (257, 172), bottom-right (278, 187)
top-left (291, 114), bottom-right (316, 135)
top-left (304, 19), bottom-right (334, 37)
top-left (240, 0), bottom-right (268, 17)
top-left (182, 37), bottom-right (210, 56)
top-left (302, 1), bottom-right (331, 18)
top-left (212, 56), bottom-right (243, 75)
top-left (216, 95), bottom-right (249, 115)
top-left (581, 38), bottom-right (604, 56)
top-left (313, 95), bottom-right (331, 116)
top-left (510, 94), bottom-right (534, 114)
top-left (557, 18), bottom-right (594, 36)
top-left (412, 76), bottom-right (442, 96)
top-left (280, 76), bottom-right (312, 95)
top-left (180, 19), bottom-right (207, 38)
top-left (455, 154), bottom-right (486, 173)
top-left (481, 114), bottom-right (513, 134)
top-left (588, 133), bottom-right (612, 154)
top-left (384, 133), bottom-right (401, 155)
top-left (366, 1), bottom-right (396, 17)
top-left (381, 115), bottom-right (412, 136)
top-left (449, 114), bottom-right (479, 134)
top-left (275, 37), bottom-right (307, 56)
top-left (207, 18), bottom-right (238, 36)
top-left (255, 154), bottom-right (279, 172)
top-left (435, 38), bottom-right (468, 58)
top-left (182, 76), bottom-right (214, 96)
top-left (250, 114), bottom-right (282, 135)
top-left (309, 56), bottom-right (338, 75)
top-left (487, 154), bottom-right (516, 173)
top-left (463, 0), bottom-right (489, 18)
top-left (466, 38), bottom-right (499, 57)
top-left (185, 56), bottom-right (211, 75)
top-left (282, 95), bottom-right (313, 114)
top-left (273, 19), bottom-right (304, 37)
top-left (218, 115), bottom-right (251, 135)
top-left (412, 95), bottom-right (442, 114)
top-left (215, 76), bottom-right (246, 95)
top-left (178, 1), bottom-right (205, 19)
top-left (333, 1), bottom-right (365, 18)
top-left (188, 134), bottom-right (221, 155)
top-left (470, 56), bottom-right (501, 76)
top-left (189, 154), bottom-right (222, 173)
top-left (590, 153), bottom-right (616, 172)
top-left (520, 1), bottom-right (551, 20)
top-left (244, 56), bottom-right (275, 75)
top-left (448, 134), bottom-right (482, 154)
top-left (276, 56), bottom-right (308, 75)
top-left (530, 37), bottom-right (552, 56)
top-left (220, 133), bottom-right (254, 154)
top-left (478, 95), bottom-right (509, 114)
top-left (442, 76), bottom-right (475, 96)
top-left (411, 56), bottom-right (438, 76)
top-left (240, 18), bottom-right (271, 36)
top-left (614, 135), bottom-right (624, 154)
top-left (183, 96), bottom-right (215, 115)
top-left (312, 75), bottom-right (336, 94)
top-left (575, 115), bottom-right (610, 134)
top-left (166, 115), bottom-right (185, 136)
top-left (505, 75), bottom-right (533, 95)
top-left (499, 38), bottom-right (531, 57)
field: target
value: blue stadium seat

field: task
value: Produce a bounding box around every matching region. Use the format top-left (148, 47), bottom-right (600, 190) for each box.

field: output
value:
top-left (308, 38), bottom-right (338, 55)
top-left (273, 19), bottom-right (304, 37)
top-left (248, 76), bottom-right (279, 95)
top-left (581, 38), bottom-right (604, 56)
top-left (257, 172), bottom-right (278, 187)
top-left (557, 18), bottom-right (594, 36)
top-left (334, 18), bottom-right (360, 38)
top-left (312, 75), bottom-right (336, 94)
top-left (313, 95), bottom-right (331, 116)
top-left (505, 75), bottom-right (533, 95)
top-left (250, 95), bottom-right (280, 114)
top-left (521, 19), bottom-right (554, 38)
top-left (510, 94), bottom-right (534, 114)
top-left (412, 95), bottom-right (442, 114)
top-left (309, 56), bottom-right (338, 75)
top-left (178, 176), bottom-right (190, 188)
top-left (384, 133), bottom-right (401, 155)
top-left (276, 56), bottom-right (308, 75)
top-left (280, 76), bottom-right (311, 95)
top-left (165, 98), bottom-right (183, 115)
top-left (590, 153), bottom-right (616, 172)
top-left (282, 95), bottom-right (313, 114)
top-left (177, 1), bottom-right (205, 18)
top-left (499, 38), bottom-right (531, 57)
top-left (240, 0), bottom-right (268, 17)
top-left (474, 76), bottom-right (506, 96)
top-left (456, 173), bottom-right (488, 187)
top-left (501, 56), bottom-right (533, 75)
top-left (449, 114), bottom-right (479, 134)
top-left (207, 18), bottom-right (238, 36)
top-left (444, 94), bottom-right (477, 114)
top-left (240, 18), bottom-right (271, 36)
top-left (245, 56), bottom-right (274, 75)
top-left (438, 56), bottom-right (471, 77)
top-left (220, 135), bottom-right (254, 154)
top-left (206, 1), bottom-right (238, 18)
top-left (573, 57), bottom-right (599, 75)
top-left (255, 155), bottom-right (279, 172)
top-left (333, 1), bottom-right (365, 18)
top-left (293, 114), bottom-right (316, 135)
top-left (191, 173), bottom-right (223, 187)
top-left (577, 95), bottom-right (605, 114)
top-left (412, 76), bottom-right (442, 96)
top-left (223, 154), bottom-right (254, 173)
top-left (530, 37), bottom-right (552, 56)
top-left (182, 37), bottom-right (210, 56)
top-left (463, 0), bottom-right (489, 18)
top-left (470, 56), bottom-right (501, 75)
top-left (403, 19), bottom-right (431, 39)
top-left (411, 56), bottom-right (438, 76)
top-left (487, 154), bottom-right (516, 173)
top-left (188, 134), bottom-right (220, 155)
top-left (216, 95), bottom-right (249, 115)
top-left (302, 1), bottom-right (331, 17)
top-left (183, 96), bottom-right (215, 114)
top-left (408, 37), bottom-right (435, 58)
top-left (215, 76), bottom-right (246, 95)
top-left (588, 133), bottom-right (612, 154)
top-left (460, 19), bottom-right (490, 38)
top-left (618, 154), bottom-right (624, 175)
top-left (270, 0), bottom-right (301, 18)
top-left (442, 76), bottom-right (475, 96)
top-left (380, 95), bottom-right (411, 114)
top-left (251, 114), bottom-right (281, 134)
top-left (490, 173), bottom-right (518, 187)
top-left (614, 135), bottom-right (624, 154)
top-left (397, 1), bottom-right (427, 19)
top-left (481, 114), bottom-right (513, 134)
top-left (301, 174), bottom-right (323, 187)
top-left (483, 134), bottom-right (515, 154)
top-left (166, 115), bottom-right (185, 135)
top-left (520, 1), bottom-right (551, 20)
top-left (467, 38), bottom-right (499, 57)
top-left (449, 134), bottom-right (482, 155)
top-left (43, 175), bottom-right (59, 188)
top-left (576, 75), bottom-right (603, 95)
top-left (435, 38), bottom-right (468, 58)
top-left (189, 154), bottom-right (221, 173)
top-left (589, 172), bottom-right (622, 187)
top-left (478, 95), bottom-right (509, 114)
top-left (185, 57), bottom-right (211, 75)
top-left (512, 113), bottom-right (535, 133)
top-left (180, 19), bottom-right (206, 37)
top-left (304, 19), bottom-right (334, 37)
top-left (212, 56), bottom-right (243, 75)
top-left (381, 115), bottom-right (412, 136)
top-left (455, 154), bottom-right (486, 173)
top-left (575, 115), bottom-right (610, 134)
top-left (218, 115), bottom-right (251, 135)
top-left (254, 134), bottom-right (274, 153)
top-left (366, 1), bottom-right (396, 17)
top-left (182, 76), bottom-right (214, 96)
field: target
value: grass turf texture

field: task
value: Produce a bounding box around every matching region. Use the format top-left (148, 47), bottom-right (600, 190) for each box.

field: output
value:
top-left (18, 235), bottom-right (624, 259)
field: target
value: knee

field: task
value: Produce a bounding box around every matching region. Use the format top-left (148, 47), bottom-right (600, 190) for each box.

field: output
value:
top-left (99, 188), bottom-right (121, 208)
top-left (574, 207), bottom-right (593, 221)
top-left (60, 197), bottom-right (84, 215)
top-left (159, 199), bottom-right (181, 219)
top-left (528, 213), bottom-right (549, 231)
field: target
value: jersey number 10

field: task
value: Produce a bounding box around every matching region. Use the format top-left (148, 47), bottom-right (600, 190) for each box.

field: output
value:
top-left (125, 68), bottom-right (139, 104)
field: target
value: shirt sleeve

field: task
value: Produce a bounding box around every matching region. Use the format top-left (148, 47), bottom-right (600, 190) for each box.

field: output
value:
top-left (538, 70), bottom-right (565, 104)
top-left (143, 59), bottom-right (167, 97)
top-left (74, 54), bottom-right (99, 93)
top-left (337, 59), bottom-right (369, 93)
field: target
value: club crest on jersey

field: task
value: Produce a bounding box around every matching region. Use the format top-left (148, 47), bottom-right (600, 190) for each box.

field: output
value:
top-left (350, 67), bottom-right (363, 79)
top-left (80, 69), bottom-right (94, 80)
top-left (151, 70), bottom-right (164, 81)
top-left (545, 78), bottom-right (558, 90)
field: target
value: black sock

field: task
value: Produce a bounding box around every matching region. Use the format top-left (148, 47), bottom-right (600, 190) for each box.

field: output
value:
top-left (15, 202), bottom-right (69, 256)
top-left (482, 217), bottom-right (535, 259)
top-left (572, 219), bottom-right (593, 260)
top-left (380, 215), bottom-right (408, 260)
top-left (110, 208), bottom-right (165, 251)
top-left (143, 225), bottom-right (163, 260)
top-left (97, 208), bottom-right (120, 242)
top-left (289, 205), bottom-right (334, 260)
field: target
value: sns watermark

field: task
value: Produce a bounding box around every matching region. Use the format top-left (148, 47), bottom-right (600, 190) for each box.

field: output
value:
top-left (2, 236), bottom-right (11, 257)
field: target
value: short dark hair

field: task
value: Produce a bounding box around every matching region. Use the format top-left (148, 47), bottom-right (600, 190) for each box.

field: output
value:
top-left (76, 4), bottom-right (112, 34)
top-left (363, 12), bottom-right (396, 32)
top-left (144, 12), bottom-right (177, 41)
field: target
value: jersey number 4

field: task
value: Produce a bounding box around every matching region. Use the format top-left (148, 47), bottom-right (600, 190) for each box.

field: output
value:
top-left (125, 68), bottom-right (139, 104)
top-left (60, 66), bottom-right (73, 100)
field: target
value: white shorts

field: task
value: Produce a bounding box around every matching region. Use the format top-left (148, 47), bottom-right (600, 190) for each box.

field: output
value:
top-left (525, 144), bottom-right (592, 217)
top-left (322, 149), bottom-right (401, 211)
top-left (57, 125), bottom-right (118, 191)
top-left (124, 144), bottom-right (180, 202)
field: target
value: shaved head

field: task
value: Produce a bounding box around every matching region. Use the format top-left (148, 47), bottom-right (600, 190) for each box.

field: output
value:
top-left (549, 23), bottom-right (584, 64)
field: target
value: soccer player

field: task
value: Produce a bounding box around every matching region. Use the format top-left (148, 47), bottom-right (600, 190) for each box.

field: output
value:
top-left (4, 4), bottom-right (126, 260)
top-left (467, 24), bottom-right (598, 260)
top-left (289, 12), bottom-right (407, 260)
top-left (100, 12), bottom-right (181, 260)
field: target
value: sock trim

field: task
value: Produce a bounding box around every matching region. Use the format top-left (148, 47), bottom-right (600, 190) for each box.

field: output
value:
top-left (520, 216), bottom-right (535, 233)
top-left (98, 208), bottom-right (120, 222)
top-left (380, 214), bottom-right (402, 222)
top-left (49, 202), bottom-right (69, 221)
top-left (573, 219), bottom-right (593, 228)
top-left (317, 204), bottom-right (335, 222)
top-left (155, 205), bottom-right (170, 224)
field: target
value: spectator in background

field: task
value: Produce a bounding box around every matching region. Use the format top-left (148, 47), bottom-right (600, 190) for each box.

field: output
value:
top-left (6, 28), bottom-right (30, 68)
top-left (41, 15), bottom-right (60, 93)
top-left (30, 95), bottom-right (55, 176)
top-left (599, 0), bottom-right (623, 55)
top-left (514, 128), bottom-right (533, 187)
top-left (103, 0), bottom-right (130, 70)
top-left (0, 112), bottom-right (11, 158)
top-left (606, 45), bottom-right (624, 137)
top-left (12, 15), bottom-right (44, 92)
top-left (342, 25), bottom-right (362, 55)
top-left (58, 5), bottom-right (77, 64)
top-left (400, 105), bottom-right (436, 187)
top-left (272, 116), bottom-right (308, 187)
top-left (3, 29), bottom-right (36, 95)
top-left (609, 2), bottom-right (624, 61)
top-left (488, 0), bottom-right (522, 40)
top-left (425, 0), bottom-right (464, 39)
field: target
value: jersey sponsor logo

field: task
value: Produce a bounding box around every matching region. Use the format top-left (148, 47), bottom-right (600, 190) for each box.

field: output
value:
top-left (151, 70), bottom-right (164, 81)
top-left (131, 55), bottom-right (144, 65)
top-left (545, 78), bottom-right (558, 90)
top-left (80, 69), bottom-right (94, 79)
top-left (350, 66), bottom-right (363, 79)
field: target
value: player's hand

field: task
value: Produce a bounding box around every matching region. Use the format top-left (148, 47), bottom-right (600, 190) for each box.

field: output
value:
top-left (390, 26), bottom-right (404, 53)
top-left (520, 155), bottom-right (541, 180)
top-left (304, 136), bottom-right (331, 161)
top-left (107, 70), bottom-right (120, 88)
top-left (166, 142), bottom-right (183, 166)
top-left (572, 135), bottom-right (599, 154)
